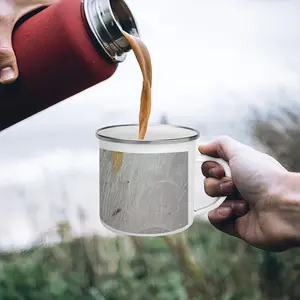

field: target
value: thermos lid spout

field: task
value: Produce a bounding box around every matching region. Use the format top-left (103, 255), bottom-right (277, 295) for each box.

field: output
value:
top-left (83, 0), bottom-right (140, 62)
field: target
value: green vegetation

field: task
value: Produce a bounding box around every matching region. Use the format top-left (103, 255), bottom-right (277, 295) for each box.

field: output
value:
top-left (1, 220), bottom-right (300, 300)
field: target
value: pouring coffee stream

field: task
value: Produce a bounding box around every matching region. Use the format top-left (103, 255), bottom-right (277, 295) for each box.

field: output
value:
top-left (112, 31), bottom-right (153, 172)
top-left (122, 31), bottom-right (153, 140)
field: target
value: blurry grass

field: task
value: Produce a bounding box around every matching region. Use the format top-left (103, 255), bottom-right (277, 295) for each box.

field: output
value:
top-left (2, 220), bottom-right (300, 300)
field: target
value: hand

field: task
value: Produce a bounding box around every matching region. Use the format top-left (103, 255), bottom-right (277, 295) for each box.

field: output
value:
top-left (0, 0), bottom-right (58, 84)
top-left (199, 135), bottom-right (300, 252)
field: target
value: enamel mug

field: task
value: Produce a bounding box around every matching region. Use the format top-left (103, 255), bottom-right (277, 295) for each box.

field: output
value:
top-left (96, 124), bottom-right (231, 236)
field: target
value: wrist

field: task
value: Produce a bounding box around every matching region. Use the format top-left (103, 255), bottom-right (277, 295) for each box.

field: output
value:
top-left (273, 171), bottom-right (300, 248)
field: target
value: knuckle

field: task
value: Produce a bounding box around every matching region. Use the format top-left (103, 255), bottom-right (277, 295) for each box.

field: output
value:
top-left (0, 49), bottom-right (15, 67)
top-left (217, 135), bottom-right (231, 144)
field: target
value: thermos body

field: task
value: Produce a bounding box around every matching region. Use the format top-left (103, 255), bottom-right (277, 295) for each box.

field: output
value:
top-left (0, 0), bottom-right (139, 131)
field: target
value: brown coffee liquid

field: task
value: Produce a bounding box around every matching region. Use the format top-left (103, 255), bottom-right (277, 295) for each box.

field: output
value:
top-left (123, 31), bottom-right (152, 140)
top-left (112, 32), bottom-right (152, 173)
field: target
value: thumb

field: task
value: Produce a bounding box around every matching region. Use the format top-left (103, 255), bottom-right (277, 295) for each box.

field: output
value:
top-left (198, 135), bottom-right (246, 161)
top-left (0, 20), bottom-right (18, 84)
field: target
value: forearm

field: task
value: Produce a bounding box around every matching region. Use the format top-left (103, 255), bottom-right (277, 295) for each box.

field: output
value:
top-left (279, 172), bottom-right (300, 207)
top-left (274, 171), bottom-right (300, 248)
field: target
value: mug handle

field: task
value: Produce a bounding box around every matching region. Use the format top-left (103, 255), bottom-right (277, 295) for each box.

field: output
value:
top-left (194, 153), bottom-right (232, 214)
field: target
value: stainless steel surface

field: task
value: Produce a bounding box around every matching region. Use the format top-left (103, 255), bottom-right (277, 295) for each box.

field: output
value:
top-left (96, 124), bottom-right (200, 144)
top-left (100, 149), bottom-right (189, 235)
top-left (83, 0), bottom-right (139, 62)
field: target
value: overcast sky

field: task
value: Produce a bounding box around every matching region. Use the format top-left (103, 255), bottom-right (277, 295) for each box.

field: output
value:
top-left (0, 0), bottom-right (299, 250)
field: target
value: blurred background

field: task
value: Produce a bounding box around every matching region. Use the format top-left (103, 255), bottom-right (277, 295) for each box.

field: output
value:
top-left (0, 0), bottom-right (300, 299)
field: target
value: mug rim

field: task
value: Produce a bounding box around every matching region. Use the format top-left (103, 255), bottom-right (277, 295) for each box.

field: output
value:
top-left (96, 124), bottom-right (200, 145)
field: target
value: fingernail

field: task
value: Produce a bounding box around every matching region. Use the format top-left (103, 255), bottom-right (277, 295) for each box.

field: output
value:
top-left (220, 181), bottom-right (233, 195)
top-left (208, 167), bottom-right (218, 177)
top-left (217, 207), bottom-right (231, 217)
top-left (0, 67), bottom-right (15, 83)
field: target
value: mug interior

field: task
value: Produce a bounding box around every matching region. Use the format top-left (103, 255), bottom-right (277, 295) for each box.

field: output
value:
top-left (96, 124), bottom-right (199, 144)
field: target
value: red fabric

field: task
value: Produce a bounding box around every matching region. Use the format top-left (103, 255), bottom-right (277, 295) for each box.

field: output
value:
top-left (0, 0), bottom-right (117, 131)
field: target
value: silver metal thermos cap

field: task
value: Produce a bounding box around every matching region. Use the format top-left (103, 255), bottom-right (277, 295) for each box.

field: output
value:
top-left (83, 0), bottom-right (140, 62)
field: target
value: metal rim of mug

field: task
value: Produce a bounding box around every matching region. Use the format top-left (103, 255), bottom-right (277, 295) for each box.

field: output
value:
top-left (95, 124), bottom-right (200, 144)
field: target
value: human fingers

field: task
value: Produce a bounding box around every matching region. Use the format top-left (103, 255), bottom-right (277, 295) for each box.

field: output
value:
top-left (208, 200), bottom-right (249, 238)
top-left (0, 17), bottom-right (18, 84)
top-left (198, 135), bottom-right (247, 161)
top-left (202, 161), bottom-right (225, 179)
top-left (204, 177), bottom-right (234, 197)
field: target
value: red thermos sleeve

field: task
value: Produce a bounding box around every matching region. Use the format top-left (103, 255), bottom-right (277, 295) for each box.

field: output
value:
top-left (0, 0), bottom-right (117, 131)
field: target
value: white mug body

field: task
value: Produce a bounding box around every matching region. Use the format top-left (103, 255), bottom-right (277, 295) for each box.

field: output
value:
top-left (96, 124), bottom-right (230, 237)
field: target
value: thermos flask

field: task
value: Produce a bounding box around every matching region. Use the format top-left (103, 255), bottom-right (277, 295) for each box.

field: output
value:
top-left (0, 0), bottom-right (139, 131)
